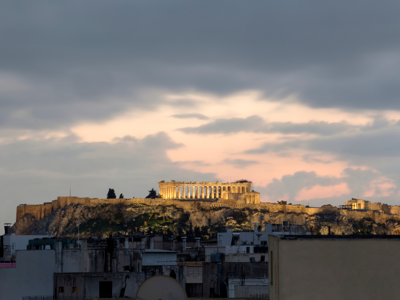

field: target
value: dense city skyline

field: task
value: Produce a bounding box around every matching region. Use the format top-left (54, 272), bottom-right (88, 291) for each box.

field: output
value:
top-left (2, 1), bottom-right (400, 228)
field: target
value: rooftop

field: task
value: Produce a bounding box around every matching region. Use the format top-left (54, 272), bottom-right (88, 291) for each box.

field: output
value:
top-left (276, 235), bottom-right (400, 240)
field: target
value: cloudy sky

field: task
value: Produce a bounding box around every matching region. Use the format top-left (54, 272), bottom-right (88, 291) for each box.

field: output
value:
top-left (2, 1), bottom-right (400, 229)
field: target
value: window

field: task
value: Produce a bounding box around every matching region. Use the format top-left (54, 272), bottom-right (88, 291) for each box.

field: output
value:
top-left (72, 287), bottom-right (78, 293)
top-left (99, 281), bottom-right (113, 298)
top-left (58, 287), bottom-right (64, 293)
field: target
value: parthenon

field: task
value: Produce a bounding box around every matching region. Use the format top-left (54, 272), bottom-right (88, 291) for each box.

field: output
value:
top-left (158, 180), bottom-right (260, 204)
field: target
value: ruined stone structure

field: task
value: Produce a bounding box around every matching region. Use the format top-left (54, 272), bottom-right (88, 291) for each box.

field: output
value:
top-left (158, 180), bottom-right (260, 204)
top-left (344, 198), bottom-right (400, 215)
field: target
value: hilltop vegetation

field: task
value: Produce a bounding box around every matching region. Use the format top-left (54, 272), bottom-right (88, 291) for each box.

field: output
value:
top-left (11, 203), bottom-right (400, 238)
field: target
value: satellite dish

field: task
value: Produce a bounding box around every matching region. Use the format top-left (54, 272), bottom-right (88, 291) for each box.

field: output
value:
top-left (136, 275), bottom-right (187, 300)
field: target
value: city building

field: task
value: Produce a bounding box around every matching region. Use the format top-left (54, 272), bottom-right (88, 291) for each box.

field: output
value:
top-left (1, 224), bottom-right (52, 262)
top-left (268, 235), bottom-right (400, 300)
top-left (0, 235), bottom-right (186, 300)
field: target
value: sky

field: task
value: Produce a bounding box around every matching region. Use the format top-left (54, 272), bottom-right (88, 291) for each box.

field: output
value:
top-left (2, 1), bottom-right (400, 230)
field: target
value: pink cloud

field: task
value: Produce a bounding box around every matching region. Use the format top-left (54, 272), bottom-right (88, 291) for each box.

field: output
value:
top-left (364, 178), bottom-right (396, 197)
top-left (295, 182), bottom-right (350, 201)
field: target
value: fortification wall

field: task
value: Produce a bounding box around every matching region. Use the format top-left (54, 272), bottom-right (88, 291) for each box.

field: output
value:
top-left (16, 196), bottom-right (400, 225)
top-left (16, 195), bottom-right (320, 223)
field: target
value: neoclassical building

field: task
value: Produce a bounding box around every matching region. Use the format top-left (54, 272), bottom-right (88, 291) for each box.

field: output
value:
top-left (158, 180), bottom-right (260, 204)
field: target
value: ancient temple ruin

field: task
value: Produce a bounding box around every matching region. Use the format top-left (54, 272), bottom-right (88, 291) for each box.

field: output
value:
top-left (158, 180), bottom-right (260, 204)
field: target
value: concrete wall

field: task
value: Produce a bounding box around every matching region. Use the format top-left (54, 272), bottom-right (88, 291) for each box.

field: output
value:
top-left (2, 234), bottom-right (53, 257)
top-left (142, 251), bottom-right (177, 266)
top-left (269, 236), bottom-right (400, 300)
top-left (59, 248), bottom-right (142, 273)
top-left (0, 250), bottom-right (55, 300)
top-left (202, 262), bottom-right (268, 298)
top-left (225, 253), bottom-right (267, 263)
top-left (229, 278), bottom-right (269, 298)
top-left (55, 266), bottom-right (186, 299)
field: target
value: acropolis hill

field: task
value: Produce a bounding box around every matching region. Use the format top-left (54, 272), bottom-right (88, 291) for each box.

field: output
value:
top-left (12, 180), bottom-right (400, 237)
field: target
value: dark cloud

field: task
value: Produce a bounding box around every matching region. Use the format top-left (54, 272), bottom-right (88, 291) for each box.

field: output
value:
top-left (2, 1), bottom-right (400, 227)
top-left (223, 159), bottom-right (258, 168)
top-left (1, 1), bottom-right (400, 132)
top-left (171, 113), bottom-right (209, 120)
top-left (179, 116), bottom-right (355, 136)
top-left (179, 116), bottom-right (264, 134)
top-left (258, 121), bottom-right (356, 135)
top-left (245, 117), bottom-right (399, 156)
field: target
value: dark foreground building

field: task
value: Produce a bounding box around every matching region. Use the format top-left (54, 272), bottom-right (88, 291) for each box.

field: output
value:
top-left (269, 235), bottom-right (400, 300)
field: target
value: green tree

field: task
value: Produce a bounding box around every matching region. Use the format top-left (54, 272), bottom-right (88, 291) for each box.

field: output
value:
top-left (107, 188), bottom-right (116, 199)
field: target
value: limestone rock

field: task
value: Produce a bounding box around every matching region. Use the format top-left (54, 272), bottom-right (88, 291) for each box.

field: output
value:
top-left (11, 202), bottom-right (400, 238)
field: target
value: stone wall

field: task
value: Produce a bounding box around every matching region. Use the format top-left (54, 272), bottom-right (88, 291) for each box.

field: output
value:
top-left (15, 195), bottom-right (321, 225)
top-left (16, 194), bottom-right (400, 226)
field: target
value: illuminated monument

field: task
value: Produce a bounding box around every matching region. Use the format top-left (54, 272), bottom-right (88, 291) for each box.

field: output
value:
top-left (158, 180), bottom-right (260, 204)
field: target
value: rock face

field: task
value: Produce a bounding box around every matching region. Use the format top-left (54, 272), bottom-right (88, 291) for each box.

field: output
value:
top-left (11, 203), bottom-right (400, 238)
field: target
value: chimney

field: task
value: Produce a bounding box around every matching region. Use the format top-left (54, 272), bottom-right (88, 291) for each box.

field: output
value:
top-left (150, 236), bottom-right (154, 249)
top-left (227, 227), bottom-right (232, 233)
top-left (254, 222), bottom-right (258, 232)
top-left (195, 237), bottom-right (201, 248)
top-left (182, 237), bottom-right (187, 251)
top-left (4, 223), bottom-right (11, 235)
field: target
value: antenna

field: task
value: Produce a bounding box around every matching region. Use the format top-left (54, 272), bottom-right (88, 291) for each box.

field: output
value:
top-left (70, 182), bottom-right (71, 197)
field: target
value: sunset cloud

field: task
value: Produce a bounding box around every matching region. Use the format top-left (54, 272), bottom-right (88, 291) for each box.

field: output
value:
top-left (1, 0), bottom-right (400, 227)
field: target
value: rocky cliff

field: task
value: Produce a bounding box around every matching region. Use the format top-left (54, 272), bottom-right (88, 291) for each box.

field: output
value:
top-left (12, 202), bottom-right (400, 238)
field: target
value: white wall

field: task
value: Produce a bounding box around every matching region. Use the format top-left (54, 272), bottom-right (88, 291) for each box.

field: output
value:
top-left (0, 250), bottom-right (55, 300)
top-left (142, 252), bottom-right (177, 266)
